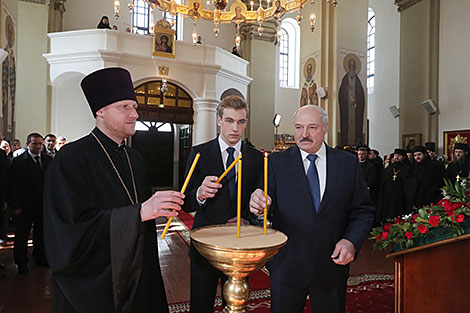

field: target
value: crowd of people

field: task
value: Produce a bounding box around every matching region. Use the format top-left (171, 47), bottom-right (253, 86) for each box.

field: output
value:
top-left (0, 66), bottom-right (469, 311)
top-left (0, 133), bottom-right (67, 278)
top-left (343, 141), bottom-right (470, 225)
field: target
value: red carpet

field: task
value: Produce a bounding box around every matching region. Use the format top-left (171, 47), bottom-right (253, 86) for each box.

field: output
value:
top-left (169, 272), bottom-right (394, 313)
top-left (169, 212), bottom-right (394, 313)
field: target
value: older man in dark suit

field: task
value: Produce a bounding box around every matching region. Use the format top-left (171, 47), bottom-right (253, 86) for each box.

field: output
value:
top-left (250, 105), bottom-right (375, 313)
top-left (182, 95), bottom-right (264, 313)
top-left (8, 133), bottom-right (52, 273)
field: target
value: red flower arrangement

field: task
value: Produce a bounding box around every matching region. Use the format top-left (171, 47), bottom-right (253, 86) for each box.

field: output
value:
top-left (371, 179), bottom-right (470, 251)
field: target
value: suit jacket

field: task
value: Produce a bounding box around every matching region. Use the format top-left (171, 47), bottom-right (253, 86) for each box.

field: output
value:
top-left (267, 145), bottom-right (375, 289)
top-left (8, 151), bottom-right (52, 216)
top-left (182, 138), bottom-right (264, 230)
top-left (360, 160), bottom-right (377, 190)
top-left (0, 148), bottom-right (8, 204)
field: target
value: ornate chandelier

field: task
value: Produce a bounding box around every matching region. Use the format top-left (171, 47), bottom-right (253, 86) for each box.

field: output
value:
top-left (115, 0), bottom-right (338, 48)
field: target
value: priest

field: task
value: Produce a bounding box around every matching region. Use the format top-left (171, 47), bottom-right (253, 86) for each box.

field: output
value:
top-left (375, 148), bottom-right (411, 222)
top-left (44, 67), bottom-right (184, 313)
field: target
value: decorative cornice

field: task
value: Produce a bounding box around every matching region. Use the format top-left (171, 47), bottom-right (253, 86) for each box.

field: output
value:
top-left (19, 0), bottom-right (48, 5)
top-left (240, 21), bottom-right (278, 43)
top-left (394, 0), bottom-right (424, 12)
top-left (53, 0), bottom-right (67, 13)
top-left (44, 50), bottom-right (252, 86)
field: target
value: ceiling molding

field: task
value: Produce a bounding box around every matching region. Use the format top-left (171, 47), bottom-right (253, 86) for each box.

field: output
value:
top-left (394, 0), bottom-right (424, 12)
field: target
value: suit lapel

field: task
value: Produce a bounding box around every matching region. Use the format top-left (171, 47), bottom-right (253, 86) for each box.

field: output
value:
top-left (209, 139), bottom-right (225, 180)
top-left (318, 145), bottom-right (338, 213)
top-left (288, 146), bottom-right (314, 208)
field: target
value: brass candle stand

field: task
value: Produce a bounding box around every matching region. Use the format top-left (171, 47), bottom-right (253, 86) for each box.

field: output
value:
top-left (191, 224), bottom-right (287, 313)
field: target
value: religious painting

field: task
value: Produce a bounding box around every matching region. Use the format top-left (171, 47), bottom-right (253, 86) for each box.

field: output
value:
top-left (402, 133), bottom-right (421, 151)
top-left (230, 0), bottom-right (247, 25)
top-left (443, 129), bottom-right (470, 161)
top-left (338, 49), bottom-right (367, 146)
top-left (1, 6), bottom-right (17, 139)
top-left (187, 0), bottom-right (203, 20)
top-left (272, 0), bottom-right (286, 18)
top-left (299, 51), bottom-right (320, 107)
top-left (153, 19), bottom-right (175, 58)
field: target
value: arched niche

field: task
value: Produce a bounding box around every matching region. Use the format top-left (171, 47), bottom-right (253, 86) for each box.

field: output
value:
top-left (220, 88), bottom-right (245, 101)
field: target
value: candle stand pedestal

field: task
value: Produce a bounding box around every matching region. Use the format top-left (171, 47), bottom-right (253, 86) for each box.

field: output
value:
top-left (191, 224), bottom-right (288, 313)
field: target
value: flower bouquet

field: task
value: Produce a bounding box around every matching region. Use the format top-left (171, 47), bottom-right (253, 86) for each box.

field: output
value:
top-left (370, 178), bottom-right (470, 252)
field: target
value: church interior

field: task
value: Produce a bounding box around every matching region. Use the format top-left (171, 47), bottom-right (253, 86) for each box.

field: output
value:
top-left (0, 0), bottom-right (469, 312)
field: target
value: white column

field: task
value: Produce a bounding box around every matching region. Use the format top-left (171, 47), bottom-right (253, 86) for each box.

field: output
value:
top-left (193, 98), bottom-right (219, 146)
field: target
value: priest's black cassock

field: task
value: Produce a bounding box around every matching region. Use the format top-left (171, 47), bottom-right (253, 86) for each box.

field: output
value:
top-left (445, 155), bottom-right (470, 184)
top-left (375, 161), bottom-right (410, 222)
top-left (407, 158), bottom-right (443, 208)
top-left (44, 127), bottom-right (168, 313)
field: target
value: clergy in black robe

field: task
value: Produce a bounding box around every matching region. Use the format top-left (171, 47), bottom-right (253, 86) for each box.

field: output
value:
top-left (407, 146), bottom-right (443, 209)
top-left (44, 67), bottom-right (184, 313)
top-left (367, 149), bottom-right (383, 204)
top-left (445, 143), bottom-right (470, 184)
top-left (357, 147), bottom-right (376, 201)
top-left (425, 141), bottom-right (445, 176)
top-left (375, 149), bottom-right (410, 222)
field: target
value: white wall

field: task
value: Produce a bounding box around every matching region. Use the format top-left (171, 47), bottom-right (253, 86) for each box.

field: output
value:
top-left (15, 1), bottom-right (49, 142)
top-left (367, 0), bottom-right (400, 155)
top-left (63, 0), bottom-right (235, 52)
top-left (274, 13), bottom-right (301, 136)
top-left (439, 0), bottom-right (470, 149)
top-left (181, 18), bottom-right (235, 52)
top-left (45, 30), bottom-right (251, 143)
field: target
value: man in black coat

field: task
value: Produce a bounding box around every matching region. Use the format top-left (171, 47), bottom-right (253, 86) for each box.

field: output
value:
top-left (407, 145), bottom-right (443, 209)
top-left (376, 148), bottom-right (410, 222)
top-left (445, 142), bottom-right (470, 184)
top-left (42, 133), bottom-right (57, 158)
top-left (8, 133), bottom-right (52, 273)
top-left (182, 96), bottom-right (264, 313)
top-left (250, 105), bottom-right (374, 313)
top-left (425, 142), bottom-right (445, 176)
top-left (0, 147), bottom-right (8, 244)
top-left (44, 68), bottom-right (183, 313)
top-left (357, 146), bottom-right (376, 202)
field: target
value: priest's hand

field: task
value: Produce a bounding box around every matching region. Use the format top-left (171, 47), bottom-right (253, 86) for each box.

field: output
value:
top-left (140, 190), bottom-right (185, 222)
top-left (249, 188), bottom-right (271, 216)
top-left (197, 176), bottom-right (222, 202)
top-left (331, 239), bottom-right (356, 265)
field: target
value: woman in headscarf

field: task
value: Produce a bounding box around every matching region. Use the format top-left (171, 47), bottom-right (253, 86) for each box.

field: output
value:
top-left (97, 16), bottom-right (112, 29)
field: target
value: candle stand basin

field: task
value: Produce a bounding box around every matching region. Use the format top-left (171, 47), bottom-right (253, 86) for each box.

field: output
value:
top-left (191, 224), bottom-right (288, 313)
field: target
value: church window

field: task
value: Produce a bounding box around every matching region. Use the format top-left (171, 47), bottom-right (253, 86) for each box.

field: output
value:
top-left (132, 0), bottom-right (151, 34)
top-left (279, 28), bottom-right (289, 87)
top-left (367, 7), bottom-right (376, 94)
top-left (279, 18), bottom-right (300, 88)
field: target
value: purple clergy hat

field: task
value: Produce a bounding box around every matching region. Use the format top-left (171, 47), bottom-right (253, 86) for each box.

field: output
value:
top-left (80, 67), bottom-right (137, 117)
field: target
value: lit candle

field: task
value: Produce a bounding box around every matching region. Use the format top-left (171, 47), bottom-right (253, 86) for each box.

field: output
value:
top-left (250, 0), bottom-right (254, 11)
top-left (237, 158), bottom-right (242, 238)
top-left (264, 152), bottom-right (268, 235)
top-left (160, 152), bottom-right (201, 239)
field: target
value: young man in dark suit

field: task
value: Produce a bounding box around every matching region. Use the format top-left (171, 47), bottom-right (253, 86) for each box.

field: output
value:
top-left (250, 105), bottom-right (375, 313)
top-left (8, 133), bottom-right (52, 273)
top-left (183, 95), bottom-right (264, 312)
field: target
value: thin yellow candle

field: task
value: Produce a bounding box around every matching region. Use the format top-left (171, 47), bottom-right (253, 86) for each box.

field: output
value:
top-left (263, 152), bottom-right (268, 235)
top-left (237, 158), bottom-right (242, 238)
top-left (216, 154), bottom-right (242, 183)
top-left (160, 152), bottom-right (201, 239)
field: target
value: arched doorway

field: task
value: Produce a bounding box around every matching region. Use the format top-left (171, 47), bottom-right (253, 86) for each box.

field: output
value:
top-left (132, 80), bottom-right (193, 189)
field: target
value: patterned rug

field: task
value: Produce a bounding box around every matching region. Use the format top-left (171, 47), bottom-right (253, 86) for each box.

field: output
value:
top-left (168, 212), bottom-right (394, 313)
